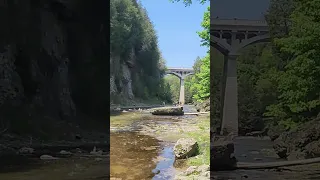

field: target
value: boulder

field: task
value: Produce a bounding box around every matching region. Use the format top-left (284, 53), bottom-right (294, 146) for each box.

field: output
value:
top-left (151, 107), bottom-right (184, 116)
top-left (173, 138), bottom-right (198, 159)
top-left (195, 98), bottom-right (210, 112)
top-left (267, 124), bottom-right (287, 141)
top-left (273, 119), bottom-right (320, 160)
top-left (40, 155), bottom-right (59, 160)
top-left (211, 139), bottom-right (237, 170)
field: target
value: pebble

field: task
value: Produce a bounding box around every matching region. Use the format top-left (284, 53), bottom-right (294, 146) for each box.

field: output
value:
top-left (19, 147), bottom-right (34, 154)
top-left (152, 169), bottom-right (160, 174)
top-left (60, 150), bottom-right (72, 155)
top-left (40, 155), bottom-right (59, 160)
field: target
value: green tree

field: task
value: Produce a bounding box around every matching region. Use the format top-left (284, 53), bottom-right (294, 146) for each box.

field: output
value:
top-left (110, 0), bottom-right (170, 104)
top-left (169, 0), bottom-right (208, 6)
top-left (265, 0), bottom-right (320, 128)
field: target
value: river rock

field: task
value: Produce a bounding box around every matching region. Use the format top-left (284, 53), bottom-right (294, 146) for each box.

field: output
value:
top-left (151, 107), bottom-right (184, 116)
top-left (18, 147), bottom-right (34, 154)
top-left (211, 140), bottom-right (237, 170)
top-left (59, 150), bottom-right (72, 155)
top-left (267, 124), bottom-right (286, 141)
top-left (40, 155), bottom-right (59, 160)
top-left (173, 138), bottom-right (198, 159)
top-left (273, 118), bottom-right (320, 159)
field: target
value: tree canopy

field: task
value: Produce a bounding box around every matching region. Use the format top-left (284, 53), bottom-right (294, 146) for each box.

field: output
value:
top-left (110, 0), bottom-right (170, 104)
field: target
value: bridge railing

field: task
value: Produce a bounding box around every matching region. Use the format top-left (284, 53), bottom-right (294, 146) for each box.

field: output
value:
top-left (211, 18), bottom-right (268, 26)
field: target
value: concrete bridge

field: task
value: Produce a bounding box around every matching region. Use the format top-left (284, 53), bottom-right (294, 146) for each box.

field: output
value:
top-left (211, 18), bottom-right (270, 136)
top-left (166, 67), bottom-right (194, 105)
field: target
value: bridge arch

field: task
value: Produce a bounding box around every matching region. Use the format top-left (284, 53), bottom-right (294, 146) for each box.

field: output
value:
top-left (211, 18), bottom-right (270, 136)
top-left (165, 68), bottom-right (194, 105)
top-left (230, 34), bottom-right (270, 55)
top-left (211, 34), bottom-right (270, 56)
top-left (166, 71), bottom-right (182, 79)
top-left (211, 35), bottom-right (232, 55)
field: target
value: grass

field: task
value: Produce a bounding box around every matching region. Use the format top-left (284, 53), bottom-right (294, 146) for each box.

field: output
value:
top-left (185, 115), bottom-right (210, 166)
top-left (110, 112), bottom-right (147, 128)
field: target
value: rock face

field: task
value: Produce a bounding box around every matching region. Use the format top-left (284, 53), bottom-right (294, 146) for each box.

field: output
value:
top-left (211, 139), bottom-right (237, 170)
top-left (173, 138), bottom-right (198, 159)
top-left (151, 107), bottom-right (184, 116)
top-left (273, 119), bottom-right (320, 160)
top-left (0, 0), bottom-right (110, 136)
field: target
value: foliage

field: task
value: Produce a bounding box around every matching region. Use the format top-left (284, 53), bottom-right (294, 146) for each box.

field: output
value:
top-left (169, 0), bottom-right (208, 6)
top-left (197, 6), bottom-right (210, 47)
top-left (186, 116), bottom-right (210, 166)
top-left (222, 0), bottom-right (320, 132)
top-left (188, 5), bottom-right (210, 103)
top-left (191, 53), bottom-right (210, 102)
top-left (110, 0), bottom-right (169, 103)
top-left (265, 0), bottom-right (320, 126)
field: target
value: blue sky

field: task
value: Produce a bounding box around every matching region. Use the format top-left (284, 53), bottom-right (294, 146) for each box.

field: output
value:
top-left (140, 0), bottom-right (209, 68)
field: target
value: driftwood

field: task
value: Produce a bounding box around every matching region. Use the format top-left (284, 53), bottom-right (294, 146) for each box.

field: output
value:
top-left (236, 157), bottom-right (320, 169)
top-left (184, 112), bottom-right (209, 115)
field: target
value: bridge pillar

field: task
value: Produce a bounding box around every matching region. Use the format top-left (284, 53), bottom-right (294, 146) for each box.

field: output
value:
top-left (179, 78), bottom-right (185, 105)
top-left (220, 55), bottom-right (238, 136)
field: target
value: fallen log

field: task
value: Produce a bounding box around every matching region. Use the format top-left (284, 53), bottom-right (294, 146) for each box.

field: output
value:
top-left (151, 107), bottom-right (184, 116)
top-left (184, 112), bottom-right (209, 115)
top-left (236, 157), bottom-right (320, 169)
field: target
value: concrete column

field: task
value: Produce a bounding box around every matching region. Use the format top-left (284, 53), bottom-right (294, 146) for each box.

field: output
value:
top-left (220, 55), bottom-right (238, 136)
top-left (179, 77), bottom-right (185, 105)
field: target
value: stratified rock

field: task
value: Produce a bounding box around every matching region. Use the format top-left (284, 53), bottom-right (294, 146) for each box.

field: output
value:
top-left (305, 140), bottom-right (320, 158)
top-left (173, 138), bottom-right (198, 159)
top-left (273, 119), bottom-right (320, 159)
top-left (211, 140), bottom-right (237, 170)
top-left (151, 107), bottom-right (184, 116)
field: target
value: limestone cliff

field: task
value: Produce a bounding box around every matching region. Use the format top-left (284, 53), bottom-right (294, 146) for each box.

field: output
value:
top-left (0, 0), bottom-right (109, 137)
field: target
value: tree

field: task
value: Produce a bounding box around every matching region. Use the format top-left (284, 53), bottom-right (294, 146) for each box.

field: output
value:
top-left (110, 0), bottom-right (169, 104)
top-left (265, 0), bottom-right (320, 128)
top-left (169, 0), bottom-right (208, 6)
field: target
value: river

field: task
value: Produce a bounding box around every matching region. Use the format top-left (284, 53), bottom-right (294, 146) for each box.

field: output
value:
top-left (110, 105), bottom-right (200, 180)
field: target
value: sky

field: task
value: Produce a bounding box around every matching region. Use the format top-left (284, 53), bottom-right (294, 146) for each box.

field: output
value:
top-left (140, 0), bottom-right (209, 68)
top-left (211, 0), bottom-right (270, 19)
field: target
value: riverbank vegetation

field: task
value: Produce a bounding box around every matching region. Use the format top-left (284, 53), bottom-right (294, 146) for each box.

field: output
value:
top-left (186, 115), bottom-right (210, 166)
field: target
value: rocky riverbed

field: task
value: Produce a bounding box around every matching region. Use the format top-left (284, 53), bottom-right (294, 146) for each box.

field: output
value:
top-left (110, 105), bottom-right (210, 180)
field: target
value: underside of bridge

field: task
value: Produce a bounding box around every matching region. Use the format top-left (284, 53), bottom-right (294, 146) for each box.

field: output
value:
top-left (211, 18), bottom-right (270, 136)
top-left (166, 68), bottom-right (194, 105)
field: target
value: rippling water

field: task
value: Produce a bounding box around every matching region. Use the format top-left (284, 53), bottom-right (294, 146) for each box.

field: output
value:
top-left (110, 131), bottom-right (178, 180)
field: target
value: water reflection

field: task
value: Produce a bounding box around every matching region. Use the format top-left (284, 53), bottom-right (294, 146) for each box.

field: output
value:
top-left (111, 132), bottom-right (159, 179)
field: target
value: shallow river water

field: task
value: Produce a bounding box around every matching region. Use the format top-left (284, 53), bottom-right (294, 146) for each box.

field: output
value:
top-left (110, 105), bottom-right (198, 179)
